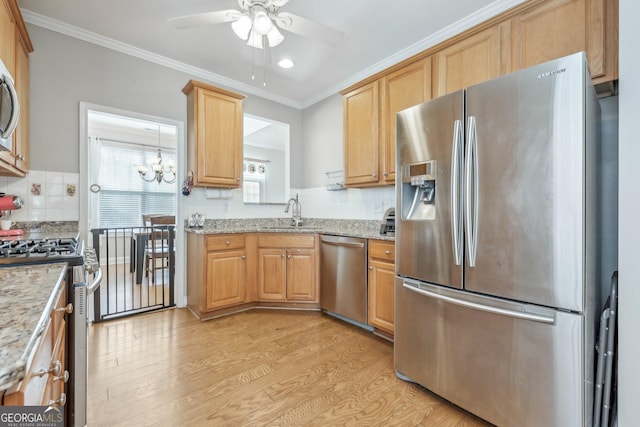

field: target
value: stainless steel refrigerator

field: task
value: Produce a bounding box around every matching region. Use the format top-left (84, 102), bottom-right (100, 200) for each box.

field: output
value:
top-left (394, 52), bottom-right (604, 427)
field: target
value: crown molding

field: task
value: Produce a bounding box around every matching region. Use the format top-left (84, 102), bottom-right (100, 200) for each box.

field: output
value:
top-left (20, 9), bottom-right (303, 109)
top-left (301, 0), bottom-right (527, 108)
top-left (23, 0), bottom-right (526, 111)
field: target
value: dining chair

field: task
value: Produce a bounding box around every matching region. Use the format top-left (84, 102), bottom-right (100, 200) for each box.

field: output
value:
top-left (144, 215), bottom-right (175, 283)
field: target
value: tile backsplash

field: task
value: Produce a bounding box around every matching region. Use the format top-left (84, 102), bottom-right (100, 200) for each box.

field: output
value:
top-left (0, 170), bottom-right (79, 222)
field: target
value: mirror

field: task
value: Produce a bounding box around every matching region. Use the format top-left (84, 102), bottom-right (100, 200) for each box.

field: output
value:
top-left (243, 114), bottom-right (290, 204)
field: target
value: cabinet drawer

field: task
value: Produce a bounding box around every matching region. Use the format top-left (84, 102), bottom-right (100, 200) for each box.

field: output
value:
top-left (258, 233), bottom-right (315, 249)
top-left (206, 235), bottom-right (245, 251)
top-left (369, 240), bottom-right (395, 263)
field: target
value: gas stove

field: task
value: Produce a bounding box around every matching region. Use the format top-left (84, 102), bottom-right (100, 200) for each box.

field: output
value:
top-left (0, 237), bottom-right (84, 266)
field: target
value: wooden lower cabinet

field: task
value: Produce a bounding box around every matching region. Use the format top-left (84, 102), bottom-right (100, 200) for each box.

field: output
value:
top-left (258, 248), bottom-right (287, 300)
top-left (257, 234), bottom-right (318, 303)
top-left (3, 282), bottom-right (67, 407)
top-left (205, 249), bottom-right (246, 310)
top-left (368, 240), bottom-right (395, 336)
top-left (187, 232), bottom-right (319, 319)
top-left (187, 233), bottom-right (248, 318)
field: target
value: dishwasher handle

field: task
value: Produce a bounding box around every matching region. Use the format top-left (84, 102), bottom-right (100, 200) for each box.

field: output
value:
top-left (320, 236), bottom-right (365, 249)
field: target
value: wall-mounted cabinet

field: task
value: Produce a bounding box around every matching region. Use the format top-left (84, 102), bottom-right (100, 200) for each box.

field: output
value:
top-left (0, 0), bottom-right (33, 177)
top-left (342, 81), bottom-right (379, 187)
top-left (511, 0), bottom-right (617, 86)
top-left (183, 80), bottom-right (245, 188)
top-left (433, 22), bottom-right (510, 97)
top-left (342, 58), bottom-right (431, 188)
top-left (341, 0), bottom-right (618, 184)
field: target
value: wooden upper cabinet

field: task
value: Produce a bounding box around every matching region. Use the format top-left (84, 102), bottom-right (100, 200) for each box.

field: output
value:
top-left (434, 21), bottom-right (510, 97)
top-left (380, 58), bottom-right (432, 184)
top-left (13, 35), bottom-right (29, 172)
top-left (343, 81), bottom-right (379, 187)
top-left (183, 80), bottom-right (245, 188)
top-left (0, 1), bottom-right (16, 74)
top-left (0, 0), bottom-right (32, 177)
top-left (511, 0), bottom-right (617, 85)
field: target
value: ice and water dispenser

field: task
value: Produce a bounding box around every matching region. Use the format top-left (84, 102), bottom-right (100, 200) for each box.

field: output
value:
top-left (400, 160), bottom-right (437, 220)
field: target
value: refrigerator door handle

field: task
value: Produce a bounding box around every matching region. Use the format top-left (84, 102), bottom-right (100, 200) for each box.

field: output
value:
top-left (402, 281), bottom-right (556, 324)
top-left (464, 116), bottom-right (479, 267)
top-left (450, 119), bottom-right (463, 266)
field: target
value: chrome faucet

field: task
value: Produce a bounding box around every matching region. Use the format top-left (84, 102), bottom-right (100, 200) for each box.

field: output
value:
top-left (285, 193), bottom-right (302, 227)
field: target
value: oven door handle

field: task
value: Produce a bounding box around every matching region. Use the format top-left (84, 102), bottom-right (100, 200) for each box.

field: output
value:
top-left (87, 269), bottom-right (103, 295)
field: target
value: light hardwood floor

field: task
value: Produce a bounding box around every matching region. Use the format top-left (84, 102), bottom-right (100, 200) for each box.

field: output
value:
top-left (87, 308), bottom-right (492, 426)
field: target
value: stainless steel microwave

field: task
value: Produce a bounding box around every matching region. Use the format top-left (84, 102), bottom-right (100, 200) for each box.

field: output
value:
top-left (0, 58), bottom-right (19, 152)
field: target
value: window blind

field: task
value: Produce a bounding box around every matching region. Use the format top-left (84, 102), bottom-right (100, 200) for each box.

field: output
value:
top-left (95, 140), bottom-right (176, 228)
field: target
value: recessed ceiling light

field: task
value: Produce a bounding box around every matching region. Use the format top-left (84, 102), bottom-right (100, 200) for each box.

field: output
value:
top-left (278, 58), bottom-right (295, 69)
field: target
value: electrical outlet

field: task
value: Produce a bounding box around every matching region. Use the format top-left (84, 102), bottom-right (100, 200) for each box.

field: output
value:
top-left (373, 201), bottom-right (384, 213)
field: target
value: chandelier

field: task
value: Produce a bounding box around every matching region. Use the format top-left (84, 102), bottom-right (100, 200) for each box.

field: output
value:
top-left (134, 127), bottom-right (176, 184)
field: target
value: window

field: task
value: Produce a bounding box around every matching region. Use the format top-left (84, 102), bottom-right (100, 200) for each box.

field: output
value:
top-left (93, 138), bottom-right (176, 228)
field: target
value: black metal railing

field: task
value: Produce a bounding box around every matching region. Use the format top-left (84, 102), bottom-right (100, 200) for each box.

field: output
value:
top-left (90, 225), bottom-right (175, 322)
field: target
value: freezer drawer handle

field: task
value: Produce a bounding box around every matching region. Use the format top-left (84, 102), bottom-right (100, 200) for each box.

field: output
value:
top-left (402, 282), bottom-right (555, 324)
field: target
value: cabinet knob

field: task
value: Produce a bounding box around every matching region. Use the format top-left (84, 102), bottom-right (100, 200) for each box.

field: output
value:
top-left (372, 173), bottom-right (377, 177)
top-left (36, 360), bottom-right (62, 377)
top-left (236, 177), bottom-right (240, 181)
top-left (48, 392), bottom-right (66, 407)
top-left (369, 266), bottom-right (374, 270)
top-left (15, 154), bottom-right (25, 161)
top-left (54, 370), bottom-right (70, 383)
top-left (55, 303), bottom-right (73, 314)
top-left (226, 240), bottom-right (230, 246)
top-left (241, 255), bottom-right (246, 259)
top-left (287, 255), bottom-right (291, 259)
top-left (383, 172), bottom-right (388, 176)
top-left (384, 250), bottom-right (391, 255)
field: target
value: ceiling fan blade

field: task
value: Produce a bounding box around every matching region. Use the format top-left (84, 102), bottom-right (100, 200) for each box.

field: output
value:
top-left (168, 10), bottom-right (241, 29)
top-left (275, 12), bottom-right (344, 46)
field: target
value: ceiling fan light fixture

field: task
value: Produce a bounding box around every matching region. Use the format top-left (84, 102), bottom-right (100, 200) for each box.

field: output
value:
top-left (251, 7), bottom-right (273, 35)
top-left (247, 29), bottom-right (262, 49)
top-left (231, 14), bottom-right (252, 40)
top-left (266, 26), bottom-right (284, 47)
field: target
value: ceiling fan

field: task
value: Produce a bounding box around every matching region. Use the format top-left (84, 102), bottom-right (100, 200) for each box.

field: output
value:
top-left (168, 0), bottom-right (345, 49)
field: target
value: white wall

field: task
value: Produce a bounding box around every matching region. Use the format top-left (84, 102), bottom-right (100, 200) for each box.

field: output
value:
top-left (617, 0), bottom-right (639, 424)
top-left (27, 24), bottom-right (304, 185)
top-left (301, 94), bottom-right (344, 188)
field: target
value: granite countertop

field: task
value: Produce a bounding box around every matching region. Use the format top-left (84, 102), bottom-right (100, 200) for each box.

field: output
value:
top-left (185, 218), bottom-right (395, 242)
top-left (0, 263), bottom-right (68, 392)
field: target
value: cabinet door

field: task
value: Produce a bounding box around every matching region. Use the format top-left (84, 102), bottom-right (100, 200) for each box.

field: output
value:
top-left (0, 1), bottom-right (15, 74)
top-left (511, 0), bottom-right (609, 80)
top-left (368, 260), bottom-right (395, 334)
top-left (286, 249), bottom-right (316, 301)
top-left (13, 36), bottom-right (29, 172)
top-left (195, 88), bottom-right (243, 188)
top-left (258, 249), bottom-right (286, 300)
top-left (434, 22), bottom-right (509, 97)
top-left (205, 250), bottom-right (246, 310)
top-left (343, 81), bottom-right (379, 186)
top-left (381, 58), bottom-right (432, 184)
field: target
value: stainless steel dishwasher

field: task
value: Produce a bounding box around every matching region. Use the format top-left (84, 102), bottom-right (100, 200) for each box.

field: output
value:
top-left (320, 234), bottom-right (368, 325)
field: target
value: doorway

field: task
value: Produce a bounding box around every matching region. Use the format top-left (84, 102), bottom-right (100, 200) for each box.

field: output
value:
top-left (79, 103), bottom-right (185, 320)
